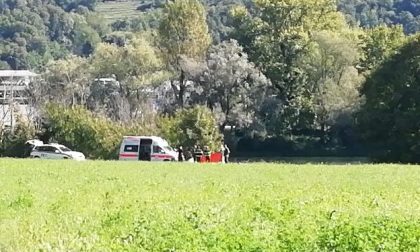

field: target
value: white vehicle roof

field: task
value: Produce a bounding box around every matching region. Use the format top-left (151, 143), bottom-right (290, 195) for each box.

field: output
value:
top-left (25, 139), bottom-right (43, 146)
top-left (123, 136), bottom-right (170, 146)
top-left (36, 143), bottom-right (67, 148)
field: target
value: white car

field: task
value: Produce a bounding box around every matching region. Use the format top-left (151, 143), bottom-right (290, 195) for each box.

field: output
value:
top-left (30, 144), bottom-right (86, 160)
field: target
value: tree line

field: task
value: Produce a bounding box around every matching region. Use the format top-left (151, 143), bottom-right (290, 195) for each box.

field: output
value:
top-left (0, 0), bottom-right (419, 162)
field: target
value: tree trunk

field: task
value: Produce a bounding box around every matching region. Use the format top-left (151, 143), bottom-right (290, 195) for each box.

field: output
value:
top-left (321, 122), bottom-right (328, 144)
top-left (179, 70), bottom-right (185, 108)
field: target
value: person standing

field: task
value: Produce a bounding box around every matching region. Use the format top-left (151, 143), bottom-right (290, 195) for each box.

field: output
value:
top-left (220, 144), bottom-right (225, 163)
top-left (203, 145), bottom-right (211, 162)
top-left (177, 146), bottom-right (184, 162)
top-left (224, 144), bottom-right (230, 163)
top-left (194, 145), bottom-right (203, 163)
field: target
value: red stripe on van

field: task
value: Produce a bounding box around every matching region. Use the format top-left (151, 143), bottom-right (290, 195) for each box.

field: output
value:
top-left (119, 153), bottom-right (138, 157)
top-left (151, 154), bottom-right (173, 159)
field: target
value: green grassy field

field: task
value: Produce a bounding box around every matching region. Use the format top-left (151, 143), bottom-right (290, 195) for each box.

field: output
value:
top-left (0, 159), bottom-right (419, 251)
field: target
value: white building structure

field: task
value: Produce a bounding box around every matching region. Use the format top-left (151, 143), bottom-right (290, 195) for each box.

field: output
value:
top-left (0, 70), bottom-right (39, 131)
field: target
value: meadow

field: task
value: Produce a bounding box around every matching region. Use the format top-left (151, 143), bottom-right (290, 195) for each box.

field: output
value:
top-left (0, 159), bottom-right (419, 251)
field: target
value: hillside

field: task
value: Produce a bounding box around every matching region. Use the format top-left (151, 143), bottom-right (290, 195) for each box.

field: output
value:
top-left (95, 0), bottom-right (420, 34)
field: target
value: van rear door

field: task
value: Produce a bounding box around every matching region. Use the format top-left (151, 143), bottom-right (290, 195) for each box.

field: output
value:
top-left (139, 138), bottom-right (152, 161)
top-left (119, 138), bottom-right (140, 160)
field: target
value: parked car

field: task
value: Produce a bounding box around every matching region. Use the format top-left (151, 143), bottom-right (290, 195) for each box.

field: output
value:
top-left (30, 144), bottom-right (85, 160)
top-left (119, 136), bottom-right (177, 161)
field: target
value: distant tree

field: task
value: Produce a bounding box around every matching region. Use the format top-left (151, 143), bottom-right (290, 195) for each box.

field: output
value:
top-left (205, 0), bottom-right (252, 43)
top-left (90, 37), bottom-right (169, 121)
top-left (358, 25), bottom-right (407, 72)
top-left (44, 55), bottom-right (91, 107)
top-left (71, 14), bottom-right (101, 56)
top-left (306, 31), bottom-right (364, 143)
top-left (357, 36), bottom-right (420, 163)
top-left (338, 0), bottom-right (420, 34)
top-left (193, 40), bottom-right (269, 131)
top-left (0, 0), bottom-right (104, 69)
top-left (54, 0), bottom-right (97, 12)
top-left (0, 114), bottom-right (36, 158)
top-left (159, 0), bottom-right (211, 107)
top-left (231, 0), bottom-right (347, 136)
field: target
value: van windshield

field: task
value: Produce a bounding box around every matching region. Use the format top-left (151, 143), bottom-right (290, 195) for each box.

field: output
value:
top-left (163, 146), bottom-right (173, 152)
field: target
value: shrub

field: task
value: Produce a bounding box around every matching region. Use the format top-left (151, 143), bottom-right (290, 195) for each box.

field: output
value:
top-left (357, 36), bottom-right (420, 163)
top-left (0, 115), bottom-right (36, 158)
top-left (44, 105), bottom-right (123, 159)
top-left (159, 106), bottom-right (222, 151)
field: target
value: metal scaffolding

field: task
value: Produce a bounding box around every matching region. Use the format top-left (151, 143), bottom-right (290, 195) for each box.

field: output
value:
top-left (0, 70), bottom-right (38, 132)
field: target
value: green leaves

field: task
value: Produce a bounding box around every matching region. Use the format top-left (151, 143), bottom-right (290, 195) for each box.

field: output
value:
top-left (159, 106), bottom-right (222, 151)
top-left (357, 36), bottom-right (420, 163)
top-left (1, 161), bottom-right (420, 250)
top-left (45, 105), bottom-right (123, 159)
top-left (159, 0), bottom-right (211, 63)
top-left (359, 25), bottom-right (407, 72)
top-left (91, 37), bottom-right (168, 87)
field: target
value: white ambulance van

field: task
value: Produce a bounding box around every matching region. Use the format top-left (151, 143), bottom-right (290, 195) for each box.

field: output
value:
top-left (119, 136), bottom-right (178, 161)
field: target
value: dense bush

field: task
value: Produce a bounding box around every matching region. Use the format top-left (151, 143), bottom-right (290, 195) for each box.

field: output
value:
top-left (44, 105), bottom-right (123, 159)
top-left (0, 116), bottom-right (36, 158)
top-left (357, 36), bottom-right (420, 163)
top-left (159, 106), bottom-right (222, 151)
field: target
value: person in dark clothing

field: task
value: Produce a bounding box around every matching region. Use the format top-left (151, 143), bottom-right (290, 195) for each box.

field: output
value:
top-left (177, 146), bottom-right (184, 162)
top-left (203, 145), bottom-right (211, 162)
top-left (194, 145), bottom-right (203, 163)
top-left (224, 144), bottom-right (230, 163)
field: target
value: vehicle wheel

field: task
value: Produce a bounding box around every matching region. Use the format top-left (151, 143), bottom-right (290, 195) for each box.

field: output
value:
top-left (63, 157), bottom-right (69, 159)
top-left (164, 159), bottom-right (170, 162)
top-left (33, 156), bottom-right (40, 159)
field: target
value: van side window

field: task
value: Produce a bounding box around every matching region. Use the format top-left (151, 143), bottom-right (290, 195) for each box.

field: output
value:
top-left (124, 145), bottom-right (139, 153)
top-left (153, 146), bottom-right (163, 153)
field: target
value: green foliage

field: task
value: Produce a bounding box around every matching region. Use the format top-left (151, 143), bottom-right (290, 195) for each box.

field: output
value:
top-left (0, 115), bottom-right (36, 158)
top-left (54, 0), bottom-right (97, 12)
top-left (338, 0), bottom-right (420, 34)
top-left (159, 106), bottom-right (222, 151)
top-left (0, 160), bottom-right (419, 250)
top-left (194, 39), bottom-right (269, 130)
top-left (159, 0), bottom-right (212, 107)
top-left (359, 25), bottom-right (407, 72)
top-left (357, 36), bottom-right (420, 163)
top-left (305, 30), bottom-right (364, 142)
top-left (43, 104), bottom-right (161, 159)
top-left (91, 37), bottom-right (167, 86)
top-left (231, 0), bottom-right (354, 138)
top-left (231, 0), bottom-right (346, 100)
top-left (205, 0), bottom-right (252, 43)
top-left (159, 0), bottom-right (211, 63)
top-left (0, 0), bottom-right (102, 69)
top-left (44, 105), bottom-right (123, 159)
top-left (44, 55), bottom-right (91, 106)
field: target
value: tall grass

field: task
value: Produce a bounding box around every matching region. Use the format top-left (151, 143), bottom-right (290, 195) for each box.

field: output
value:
top-left (0, 160), bottom-right (419, 251)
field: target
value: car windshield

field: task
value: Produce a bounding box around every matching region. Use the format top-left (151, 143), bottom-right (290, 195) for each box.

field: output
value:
top-left (59, 146), bottom-right (71, 152)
